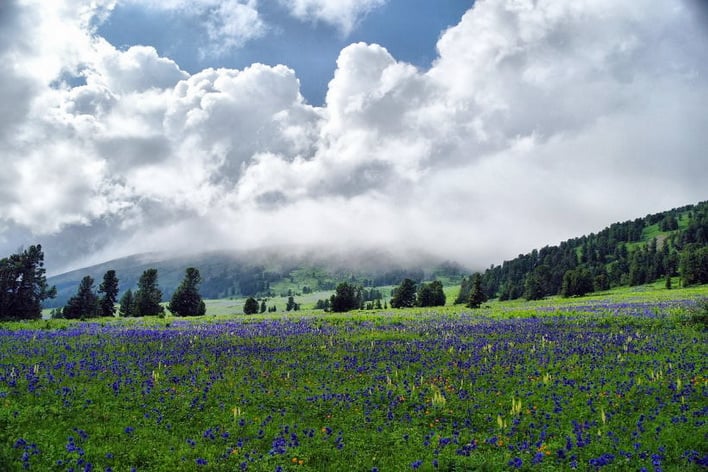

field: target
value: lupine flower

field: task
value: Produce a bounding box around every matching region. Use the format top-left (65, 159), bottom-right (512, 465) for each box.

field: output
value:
top-left (508, 457), bottom-right (523, 468)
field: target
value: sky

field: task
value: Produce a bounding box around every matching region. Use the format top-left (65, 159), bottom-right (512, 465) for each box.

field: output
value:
top-left (1, 0), bottom-right (707, 275)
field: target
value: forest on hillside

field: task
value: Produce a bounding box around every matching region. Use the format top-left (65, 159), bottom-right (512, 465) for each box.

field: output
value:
top-left (464, 201), bottom-right (708, 302)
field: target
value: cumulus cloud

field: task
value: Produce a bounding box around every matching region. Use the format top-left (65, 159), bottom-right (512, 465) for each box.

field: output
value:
top-left (280, 0), bottom-right (387, 35)
top-left (0, 0), bottom-right (707, 272)
top-left (122, 0), bottom-right (266, 55)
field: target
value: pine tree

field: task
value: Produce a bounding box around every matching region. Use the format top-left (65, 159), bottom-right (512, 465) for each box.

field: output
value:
top-left (119, 289), bottom-right (135, 317)
top-left (134, 269), bottom-right (164, 317)
top-left (98, 270), bottom-right (119, 317)
top-left (468, 273), bottom-right (487, 308)
top-left (243, 297), bottom-right (259, 315)
top-left (417, 281), bottom-right (446, 307)
top-left (680, 244), bottom-right (708, 286)
top-left (454, 276), bottom-right (471, 304)
top-left (391, 278), bottom-right (417, 308)
top-left (63, 276), bottom-right (99, 319)
top-left (0, 245), bottom-right (56, 320)
top-left (330, 282), bottom-right (363, 312)
top-left (168, 268), bottom-right (206, 317)
top-left (260, 300), bottom-right (267, 313)
top-left (524, 272), bottom-right (545, 300)
top-left (286, 296), bottom-right (297, 312)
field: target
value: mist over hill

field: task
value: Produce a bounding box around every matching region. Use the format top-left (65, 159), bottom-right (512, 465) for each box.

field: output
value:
top-left (45, 200), bottom-right (708, 309)
top-left (45, 246), bottom-right (467, 308)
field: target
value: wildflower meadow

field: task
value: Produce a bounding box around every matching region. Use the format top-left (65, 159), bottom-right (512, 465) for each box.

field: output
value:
top-left (1, 288), bottom-right (706, 471)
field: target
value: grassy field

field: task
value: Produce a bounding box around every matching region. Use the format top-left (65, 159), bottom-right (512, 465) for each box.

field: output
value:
top-left (4, 284), bottom-right (707, 471)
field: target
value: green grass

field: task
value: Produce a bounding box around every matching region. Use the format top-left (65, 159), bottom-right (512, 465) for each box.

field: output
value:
top-left (7, 284), bottom-right (707, 471)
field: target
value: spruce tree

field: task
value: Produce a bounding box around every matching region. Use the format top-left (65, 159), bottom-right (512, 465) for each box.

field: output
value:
top-left (168, 268), bottom-right (206, 317)
top-left (0, 245), bottom-right (56, 320)
top-left (417, 281), bottom-right (446, 307)
top-left (243, 297), bottom-right (259, 315)
top-left (330, 282), bottom-right (363, 312)
top-left (454, 276), bottom-right (471, 304)
top-left (134, 269), bottom-right (164, 317)
top-left (119, 289), bottom-right (135, 317)
top-left (468, 273), bottom-right (487, 308)
top-left (63, 276), bottom-right (99, 319)
top-left (98, 270), bottom-right (119, 317)
top-left (391, 278), bottom-right (417, 308)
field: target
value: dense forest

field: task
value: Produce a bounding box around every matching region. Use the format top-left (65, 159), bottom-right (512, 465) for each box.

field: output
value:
top-left (470, 201), bottom-right (708, 301)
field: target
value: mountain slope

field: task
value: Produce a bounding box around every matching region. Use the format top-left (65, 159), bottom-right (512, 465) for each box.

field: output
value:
top-left (477, 200), bottom-right (708, 300)
top-left (46, 247), bottom-right (464, 308)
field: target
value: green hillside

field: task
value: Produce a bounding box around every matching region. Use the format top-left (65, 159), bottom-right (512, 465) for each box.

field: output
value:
top-left (475, 200), bottom-right (708, 301)
top-left (46, 248), bottom-right (463, 309)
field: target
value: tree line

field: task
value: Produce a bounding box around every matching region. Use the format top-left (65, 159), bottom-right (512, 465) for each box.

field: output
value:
top-left (0, 257), bottom-right (205, 321)
top-left (55, 267), bottom-right (208, 319)
top-left (474, 201), bottom-right (708, 301)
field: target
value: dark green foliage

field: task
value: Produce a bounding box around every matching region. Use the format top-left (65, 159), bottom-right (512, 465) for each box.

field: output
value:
top-left (659, 214), bottom-right (679, 231)
top-left (98, 270), bottom-right (119, 317)
top-left (330, 282), bottom-right (363, 312)
top-left (260, 300), bottom-right (267, 313)
top-left (454, 276), bottom-right (471, 304)
top-left (361, 288), bottom-right (383, 302)
top-left (118, 289), bottom-right (135, 317)
top-left (524, 265), bottom-right (551, 300)
top-left (468, 273), bottom-right (487, 308)
top-left (134, 269), bottom-right (164, 317)
top-left (482, 201), bottom-right (708, 300)
top-left (0, 245), bottom-right (56, 320)
top-left (417, 280), bottom-right (446, 307)
top-left (168, 268), bottom-right (206, 317)
top-left (561, 267), bottom-right (595, 297)
top-left (315, 299), bottom-right (331, 311)
top-left (286, 296), bottom-right (300, 311)
top-left (391, 278), bottom-right (417, 308)
top-left (63, 276), bottom-right (99, 319)
top-left (680, 244), bottom-right (708, 286)
top-left (243, 297), bottom-right (259, 315)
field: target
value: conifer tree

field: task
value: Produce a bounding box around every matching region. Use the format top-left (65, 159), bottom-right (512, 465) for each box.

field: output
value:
top-left (119, 289), bottom-right (135, 317)
top-left (243, 297), bottom-right (259, 315)
top-left (468, 273), bottom-right (487, 308)
top-left (168, 268), bottom-right (206, 317)
top-left (391, 278), bottom-right (417, 308)
top-left (454, 276), bottom-right (471, 304)
top-left (63, 275), bottom-right (99, 319)
top-left (0, 245), bottom-right (56, 320)
top-left (134, 269), bottom-right (164, 317)
top-left (98, 270), bottom-right (119, 317)
top-left (330, 282), bottom-right (363, 312)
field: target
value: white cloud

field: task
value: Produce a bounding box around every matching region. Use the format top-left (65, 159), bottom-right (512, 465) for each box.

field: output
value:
top-left (203, 0), bottom-right (267, 54)
top-left (92, 44), bottom-right (188, 93)
top-left (281, 0), bottom-right (386, 35)
top-left (1, 0), bottom-right (707, 272)
top-left (121, 0), bottom-right (266, 55)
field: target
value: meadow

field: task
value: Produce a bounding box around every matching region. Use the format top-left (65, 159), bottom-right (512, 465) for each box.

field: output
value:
top-left (2, 286), bottom-right (706, 471)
